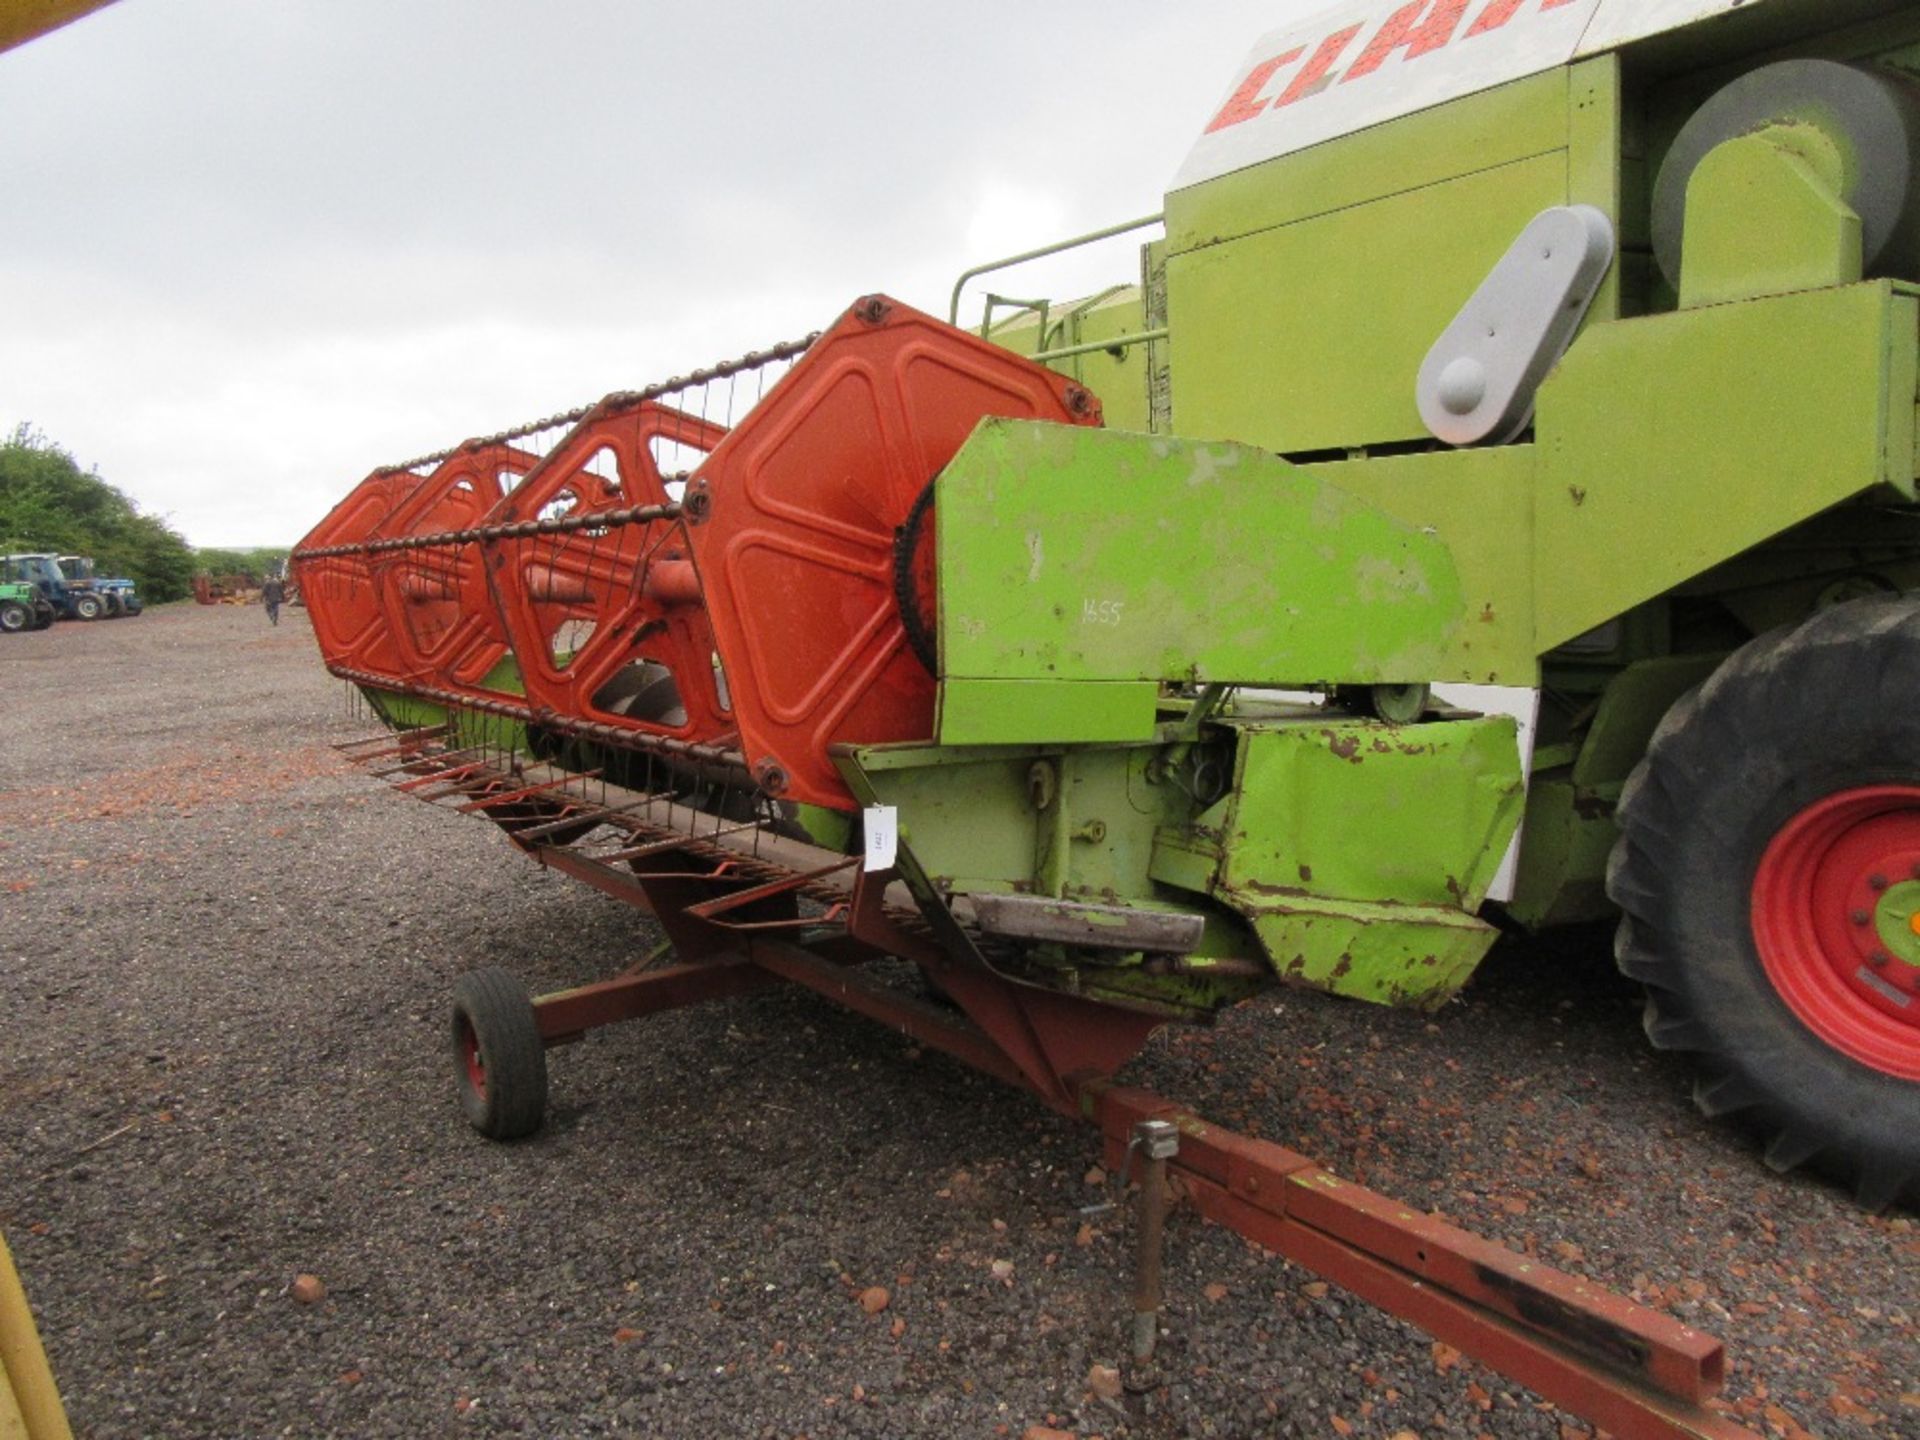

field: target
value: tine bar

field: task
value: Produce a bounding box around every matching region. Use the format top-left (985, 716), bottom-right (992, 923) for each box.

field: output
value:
top-left (456, 771), bottom-right (605, 813)
top-left (368, 743), bottom-right (490, 779)
top-left (415, 776), bottom-right (508, 802)
top-left (510, 793), bottom-right (678, 842)
top-left (331, 724), bottom-right (452, 756)
top-left (682, 858), bottom-right (861, 921)
top-left (587, 820), bottom-right (765, 864)
top-left (691, 904), bottom-right (851, 936)
top-left (396, 760), bottom-right (494, 793)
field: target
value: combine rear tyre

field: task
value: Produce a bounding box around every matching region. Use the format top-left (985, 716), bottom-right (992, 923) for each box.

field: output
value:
top-left (1609, 597), bottom-right (1920, 1209)
top-left (450, 968), bottom-right (548, 1140)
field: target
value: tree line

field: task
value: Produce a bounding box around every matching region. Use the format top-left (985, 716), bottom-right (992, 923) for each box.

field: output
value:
top-left (0, 425), bottom-right (285, 603)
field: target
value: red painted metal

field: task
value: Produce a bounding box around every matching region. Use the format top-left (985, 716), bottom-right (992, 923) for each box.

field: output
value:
top-left (480, 401), bottom-right (733, 744)
top-left (298, 467), bottom-right (431, 681)
top-left (334, 740), bottom-right (1769, 1440)
top-left (1077, 1083), bottom-right (1755, 1440)
top-left (1286, 1179), bottom-right (1724, 1403)
top-left (368, 444), bottom-right (540, 697)
top-left (1751, 784), bottom-right (1920, 1079)
top-left (395, 760), bottom-right (491, 792)
top-left (683, 295), bottom-right (1103, 807)
top-left (298, 301), bottom-right (1100, 811)
top-left (931, 960), bottom-right (1166, 1111)
top-left (330, 725), bottom-right (454, 762)
top-left (532, 841), bottom-right (664, 913)
top-left (454, 771), bottom-right (603, 814)
top-left (748, 942), bottom-right (1036, 1091)
top-left (458, 1022), bottom-right (486, 1100)
top-left (533, 960), bottom-right (778, 1044)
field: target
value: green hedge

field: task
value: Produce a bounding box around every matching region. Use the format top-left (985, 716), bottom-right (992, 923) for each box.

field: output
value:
top-left (0, 424), bottom-right (199, 603)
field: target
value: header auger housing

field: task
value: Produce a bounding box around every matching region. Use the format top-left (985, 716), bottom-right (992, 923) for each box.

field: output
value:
top-left (299, 3), bottom-right (1920, 1434)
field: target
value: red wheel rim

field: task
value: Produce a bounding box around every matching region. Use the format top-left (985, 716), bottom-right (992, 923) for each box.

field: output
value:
top-left (459, 1021), bottom-right (487, 1099)
top-left (1751, 785), bottom-right (1920, 1080)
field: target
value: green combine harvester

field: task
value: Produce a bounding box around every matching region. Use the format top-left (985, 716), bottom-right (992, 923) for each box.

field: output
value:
top-left (965, 0), bottom-right (1920, 1207)
top-left (302, 0), bottom-right (1920, 1223)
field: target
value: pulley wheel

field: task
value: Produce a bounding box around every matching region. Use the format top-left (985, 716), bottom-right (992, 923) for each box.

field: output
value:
top-left (1653, 59), bottom-right (1920, 289)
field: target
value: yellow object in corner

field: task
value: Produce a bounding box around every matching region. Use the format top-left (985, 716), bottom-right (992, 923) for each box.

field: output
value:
top-left (0, 1233), bottom-right (71, 1440)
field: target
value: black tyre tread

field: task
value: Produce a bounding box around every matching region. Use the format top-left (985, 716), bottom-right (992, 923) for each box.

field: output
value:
top-left (1608, 597), bottom-right (1920, 1209)
top-left (450, 967), bottom-right (548, 1141)
top-left (0, 601), bottom-right (28, 633)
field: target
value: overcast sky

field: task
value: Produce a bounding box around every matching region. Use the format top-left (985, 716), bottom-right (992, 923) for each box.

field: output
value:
top-left (0, 1), bottom-right (1314, 547)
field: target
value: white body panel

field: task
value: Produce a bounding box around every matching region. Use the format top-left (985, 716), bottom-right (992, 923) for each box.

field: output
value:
top-left (1432, 684), bottom-right (1542, 905)
top-left (1172, 0), bottom-right (1779, 192)
top-left (1576, 0), bottom-right (1758, 54)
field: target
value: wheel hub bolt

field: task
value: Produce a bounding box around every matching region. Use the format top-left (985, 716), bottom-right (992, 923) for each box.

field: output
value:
top-left (1869, 952), bottom-right (1890, 968)
top-left (1869, 874), bottom-right (1890, 892)
top-left (1852, 909), bottom-right (1871, 926)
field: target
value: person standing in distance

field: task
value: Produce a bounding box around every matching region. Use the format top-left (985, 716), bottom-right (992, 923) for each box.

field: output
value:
top-left (263, 573), bottom-right (285, 627)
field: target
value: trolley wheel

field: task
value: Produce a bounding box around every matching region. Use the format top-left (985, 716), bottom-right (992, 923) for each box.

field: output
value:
top-left (0, 600), bottom-right (29, 633)
top-left (1608, 596), bottom-right (1920, 1209)
top-left (450, 968), bottom-right (548, 1140)
top-left (1333, 682), bottom-right (1431, 725)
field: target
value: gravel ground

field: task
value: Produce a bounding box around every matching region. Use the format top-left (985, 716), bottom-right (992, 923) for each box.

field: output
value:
top-left (0, 603), bottom-right (1913, 1440)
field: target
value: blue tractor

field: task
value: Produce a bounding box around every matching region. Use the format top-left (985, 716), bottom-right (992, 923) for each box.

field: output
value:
top-left (1, 553), bottom-right (112, 620)
top-left (57, 554), bottom-right (141, 616)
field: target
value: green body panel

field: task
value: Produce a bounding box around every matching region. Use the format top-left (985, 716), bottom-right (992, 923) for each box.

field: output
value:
top-left (1164, 69), bottom-right (1583, 453)
top-left (1178, 715), bottom-right (1523, 1008)
top-left (1186, 717), bottom-right (1523, 915)
top-left (1568, 56), bottom-right (1626, 322)
top-left (1234, 899), bottom-right (1497, 1014)
top-left (1503, 775), bottom-right (1622, 932)
top-left (1534, 281), bottom-right (1919, 649)
top-left (1679, 124), bottom-right (1863, 310)
top-left (1165, 68), bottom-right (1571, 256)
top-left (358, 653), bottom-right (531, 754)
top-left (840, 710), bottom-right (1520, 1015)
top-left (834, 738), bottom-right (1269, 1017)
top-left (984, 283), bottom-right (1160, 434)
top-left (938, 678), bottom-right (1160, 746)
top-left (1506, 652), bottom-right (1728, 928)
top-left (936, 422), bottom-right (1471, 701)
top-left (1312, 447), bottom-right (1541, 683)
top-left (1569, 654), bottom-right (1726, 790)
top-left (844, 741), bottom-right (1183, 902)
top-left (891, 7), bottom-right (1920, 1004)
